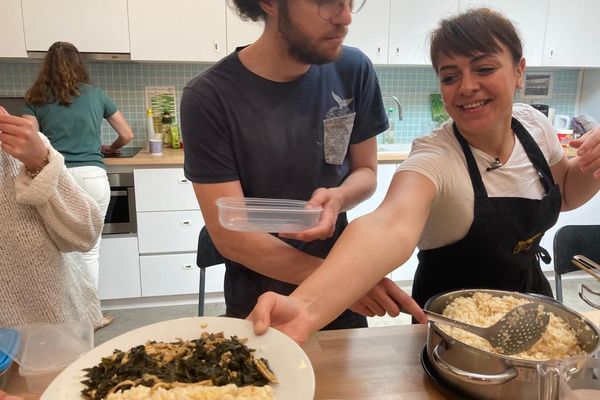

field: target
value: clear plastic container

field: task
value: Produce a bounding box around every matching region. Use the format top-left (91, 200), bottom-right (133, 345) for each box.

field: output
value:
top-left (0, 321), bottom-right (93, 394)
top-left (216, 197), bottom-right (322, 233)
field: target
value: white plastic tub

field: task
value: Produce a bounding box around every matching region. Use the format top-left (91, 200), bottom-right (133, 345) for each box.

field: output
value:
top-left (216, 197), bottom-right (322, 233)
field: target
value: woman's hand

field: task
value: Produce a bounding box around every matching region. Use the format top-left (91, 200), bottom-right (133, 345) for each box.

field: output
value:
top-left (0, 390), bottom-right (24, 400)
top-left (0, 107), bottom-right (49, 171)
top-left (248, 292), bottom-right (316, 344)
top-left (570, 126), bottom-right (600, 178)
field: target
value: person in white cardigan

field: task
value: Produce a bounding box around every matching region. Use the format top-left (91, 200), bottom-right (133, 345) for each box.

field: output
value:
top-left (0, 107), bottom-right (105, 329)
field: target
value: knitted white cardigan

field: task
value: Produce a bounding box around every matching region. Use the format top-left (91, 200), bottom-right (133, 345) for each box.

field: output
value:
top-left (0, 138), bottom-right (104, 327)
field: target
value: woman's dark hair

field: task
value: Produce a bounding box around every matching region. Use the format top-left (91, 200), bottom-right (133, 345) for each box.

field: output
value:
top-left (229, 0), bottom-right (267, 22)
top-left (430, 7), bottom-right (523, 73)
top-left (25, 41), bottom-right (91, 106)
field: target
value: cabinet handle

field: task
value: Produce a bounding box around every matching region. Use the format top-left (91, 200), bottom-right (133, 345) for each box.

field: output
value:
top-left (178, 178), bottom-right (189, 184)
top-left (395, 46), bottom-right (400, 56)
top-left (180, 220), bottom-right (192, 226)
top-left (376, 44), bottom-right (382, 55)
top-left (182, 264), bottom-right (193, 270)
top-left (213, 42), bottom-right (220, 53)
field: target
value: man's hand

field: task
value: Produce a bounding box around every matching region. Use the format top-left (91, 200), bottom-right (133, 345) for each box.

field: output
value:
top-left (350, 278), bottom-right (427, 323)
top-left (248, 292), bottom-right (315, 344)
top-left (279, 187), bottom-right (342, 242)
top-left (0, 108), bottom-right (49, 171)
top-left (570, 126), bottom-right (600, 178)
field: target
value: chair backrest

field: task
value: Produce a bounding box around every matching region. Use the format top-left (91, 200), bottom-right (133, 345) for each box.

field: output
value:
top-left (553, 225), bottom-right (600, 276)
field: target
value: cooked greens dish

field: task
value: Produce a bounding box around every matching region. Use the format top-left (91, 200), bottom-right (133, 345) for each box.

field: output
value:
top-left (81, 331), bottom-right (278, 400)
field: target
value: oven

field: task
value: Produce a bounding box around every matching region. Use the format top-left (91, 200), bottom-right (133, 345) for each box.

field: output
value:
top-left (103, 172), bottom-right (137, 235)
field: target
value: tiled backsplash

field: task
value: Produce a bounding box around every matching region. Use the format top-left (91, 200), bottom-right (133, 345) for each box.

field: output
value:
top-left (0, 60), bottom-right (580, 147)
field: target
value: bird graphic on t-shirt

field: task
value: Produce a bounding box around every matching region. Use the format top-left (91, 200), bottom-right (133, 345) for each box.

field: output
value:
top-left (325, 91), bottom-right (354, 119)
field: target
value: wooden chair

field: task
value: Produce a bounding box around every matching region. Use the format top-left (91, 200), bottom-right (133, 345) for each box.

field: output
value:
top-left (552, 224), bottom-right (600, 302)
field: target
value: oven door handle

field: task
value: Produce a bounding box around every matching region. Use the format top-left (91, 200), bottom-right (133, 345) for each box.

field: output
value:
top-left (111, 190), bottom-right (129, 196)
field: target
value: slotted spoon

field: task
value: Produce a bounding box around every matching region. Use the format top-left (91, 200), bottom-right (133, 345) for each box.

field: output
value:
top-left (424, 302), bottom-right (550, 355)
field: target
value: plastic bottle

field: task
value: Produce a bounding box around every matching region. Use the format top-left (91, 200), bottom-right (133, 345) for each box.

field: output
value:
top-left (146, 108), bottom-right (155, 142)
top-left (383, 107), bottom-right (396, 144)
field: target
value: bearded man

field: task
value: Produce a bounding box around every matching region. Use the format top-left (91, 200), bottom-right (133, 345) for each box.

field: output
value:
top-left (181, 0), bottom-right (409, 329)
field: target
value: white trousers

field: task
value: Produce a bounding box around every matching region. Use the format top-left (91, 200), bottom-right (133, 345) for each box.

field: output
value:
top-left (68, 166), bottom-right (110, 289)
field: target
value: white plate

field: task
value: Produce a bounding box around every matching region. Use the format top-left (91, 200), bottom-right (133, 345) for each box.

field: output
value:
top-left (41, 317), bottom-right (315, 399)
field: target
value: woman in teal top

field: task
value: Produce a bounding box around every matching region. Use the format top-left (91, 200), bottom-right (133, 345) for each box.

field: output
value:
top-left (21, 43), bottom-right (133, 327)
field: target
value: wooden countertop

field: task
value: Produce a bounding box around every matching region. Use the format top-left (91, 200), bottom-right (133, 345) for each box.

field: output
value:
top-left (104, 148), bottom-right (408, 167)
top-left (11, 311), bottom-right (599, 399)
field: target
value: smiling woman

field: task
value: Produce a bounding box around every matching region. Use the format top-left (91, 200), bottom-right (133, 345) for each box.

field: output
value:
top-left (247, 7), bottom-right (600, 342)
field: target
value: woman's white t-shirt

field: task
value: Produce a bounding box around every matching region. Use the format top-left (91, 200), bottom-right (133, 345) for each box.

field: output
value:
top-left (396, 103), bottom-right (564, 250)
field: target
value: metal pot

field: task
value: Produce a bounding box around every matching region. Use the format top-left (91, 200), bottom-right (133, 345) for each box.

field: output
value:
top-left (424, 289), bottom-right (600, 400)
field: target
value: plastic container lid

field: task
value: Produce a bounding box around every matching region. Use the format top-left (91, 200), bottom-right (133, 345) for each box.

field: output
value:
top-left (0, 350), bottom-right (12, 373)
top-left (216, 197), bottom-right (323, 233)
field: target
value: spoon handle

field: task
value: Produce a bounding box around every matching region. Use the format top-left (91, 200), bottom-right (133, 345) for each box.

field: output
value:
top-left (424, 310), bottom-right (485, 337)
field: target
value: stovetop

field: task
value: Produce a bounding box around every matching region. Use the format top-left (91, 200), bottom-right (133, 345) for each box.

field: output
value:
top-left (103, 146), bottom-right (143, 158)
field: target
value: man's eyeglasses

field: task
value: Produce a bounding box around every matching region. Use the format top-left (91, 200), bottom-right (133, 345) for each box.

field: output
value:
top-left (316, 0), bottom-right (367, 21)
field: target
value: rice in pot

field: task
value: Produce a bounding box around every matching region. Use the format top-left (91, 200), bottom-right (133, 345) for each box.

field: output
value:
top-left (439, 292), bottom-right (585, 361)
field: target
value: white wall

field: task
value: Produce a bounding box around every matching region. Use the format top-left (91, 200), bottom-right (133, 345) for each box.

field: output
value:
top-left (580, 69), bottom-right (600, 121)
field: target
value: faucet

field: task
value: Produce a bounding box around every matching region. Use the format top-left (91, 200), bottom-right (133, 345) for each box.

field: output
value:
top-left (382, 94), bottom-right (403, 121)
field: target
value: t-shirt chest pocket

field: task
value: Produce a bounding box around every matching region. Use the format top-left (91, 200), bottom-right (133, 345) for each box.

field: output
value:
top-left (323, 112), bottom-right (356, 165)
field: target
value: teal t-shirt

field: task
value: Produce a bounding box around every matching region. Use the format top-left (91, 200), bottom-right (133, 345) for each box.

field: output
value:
top-left (22, 85), bottom-right (117, 169)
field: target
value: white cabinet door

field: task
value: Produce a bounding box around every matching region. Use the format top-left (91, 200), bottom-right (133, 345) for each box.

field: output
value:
top-left (0, 0), bottom-right (27, 58)
top-left (459, 0), bottom-right (549, 67)
top-left (98, 235), bottom-right (141, 300)
top-left (21, 0), bottom-right (129, 53)
top-left (140, 253), bottom-right (200, 296)
top-left (137, 210), bottom-right (204, 254)
top-left (128, 0), bottom-right (226, 61)
top-left (226, 3), bottom-right (263, 53)
top-left (543, 0), bottom-right (600, 67)
top-left (134, 168), bottom-right (200, 212)
top-left (388, 0), bottom-right (459, 65)
top-left (345, 0), bottom-right (390, 65)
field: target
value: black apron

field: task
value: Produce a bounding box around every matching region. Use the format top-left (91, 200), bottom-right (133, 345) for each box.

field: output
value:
top-left (411, 118), bottom-right (562, 309)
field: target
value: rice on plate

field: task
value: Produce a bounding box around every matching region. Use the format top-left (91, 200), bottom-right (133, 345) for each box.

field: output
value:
top-left (439, 292), bottom-right (585, 361)
top-left (105, 383), bottom-right (274, 400)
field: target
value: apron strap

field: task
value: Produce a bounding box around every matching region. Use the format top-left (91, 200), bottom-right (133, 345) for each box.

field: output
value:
top-left (452, 122), bottom-right (488, 199)
top-left (511, 118), bottom-right (556, 193)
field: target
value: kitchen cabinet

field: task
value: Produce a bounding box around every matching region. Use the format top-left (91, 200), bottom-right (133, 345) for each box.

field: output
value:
top-left (98, 235), bottom-right (141, 300)
top-left (134, 168), bottom-right (224, 297)
top-left (542, 0), bottom-right (600, 67)
top-left (459, 0), bottom-right (549, 67)
top-left (128, 0), bottom-right (226, 62)
top-left (388, 0), bottom-right (459, 65)
top-left (21, 0), bottom-right (129, 53)
top-left (226, 3), bottom-right (263, 53)
top-left (0, 0), bottom-right (27, 58)
top-left (344, 0), bottom-right (390, 65)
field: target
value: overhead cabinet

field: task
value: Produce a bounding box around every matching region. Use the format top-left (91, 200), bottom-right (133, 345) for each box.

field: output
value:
top-left (128, 0), bottom-right (226, 62)
top-left (542, 0), bottom-right (600, 67)
top-left (459, 0), bottom-right (549, 67)
top-left (21, 0), bottom-right (130, 53)
top-left (0, 0), bottom-right (27, 58)
top-left (388, 0), bottom-right (459, 65)
top-left (344, 0), bottom-right (390, 65)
